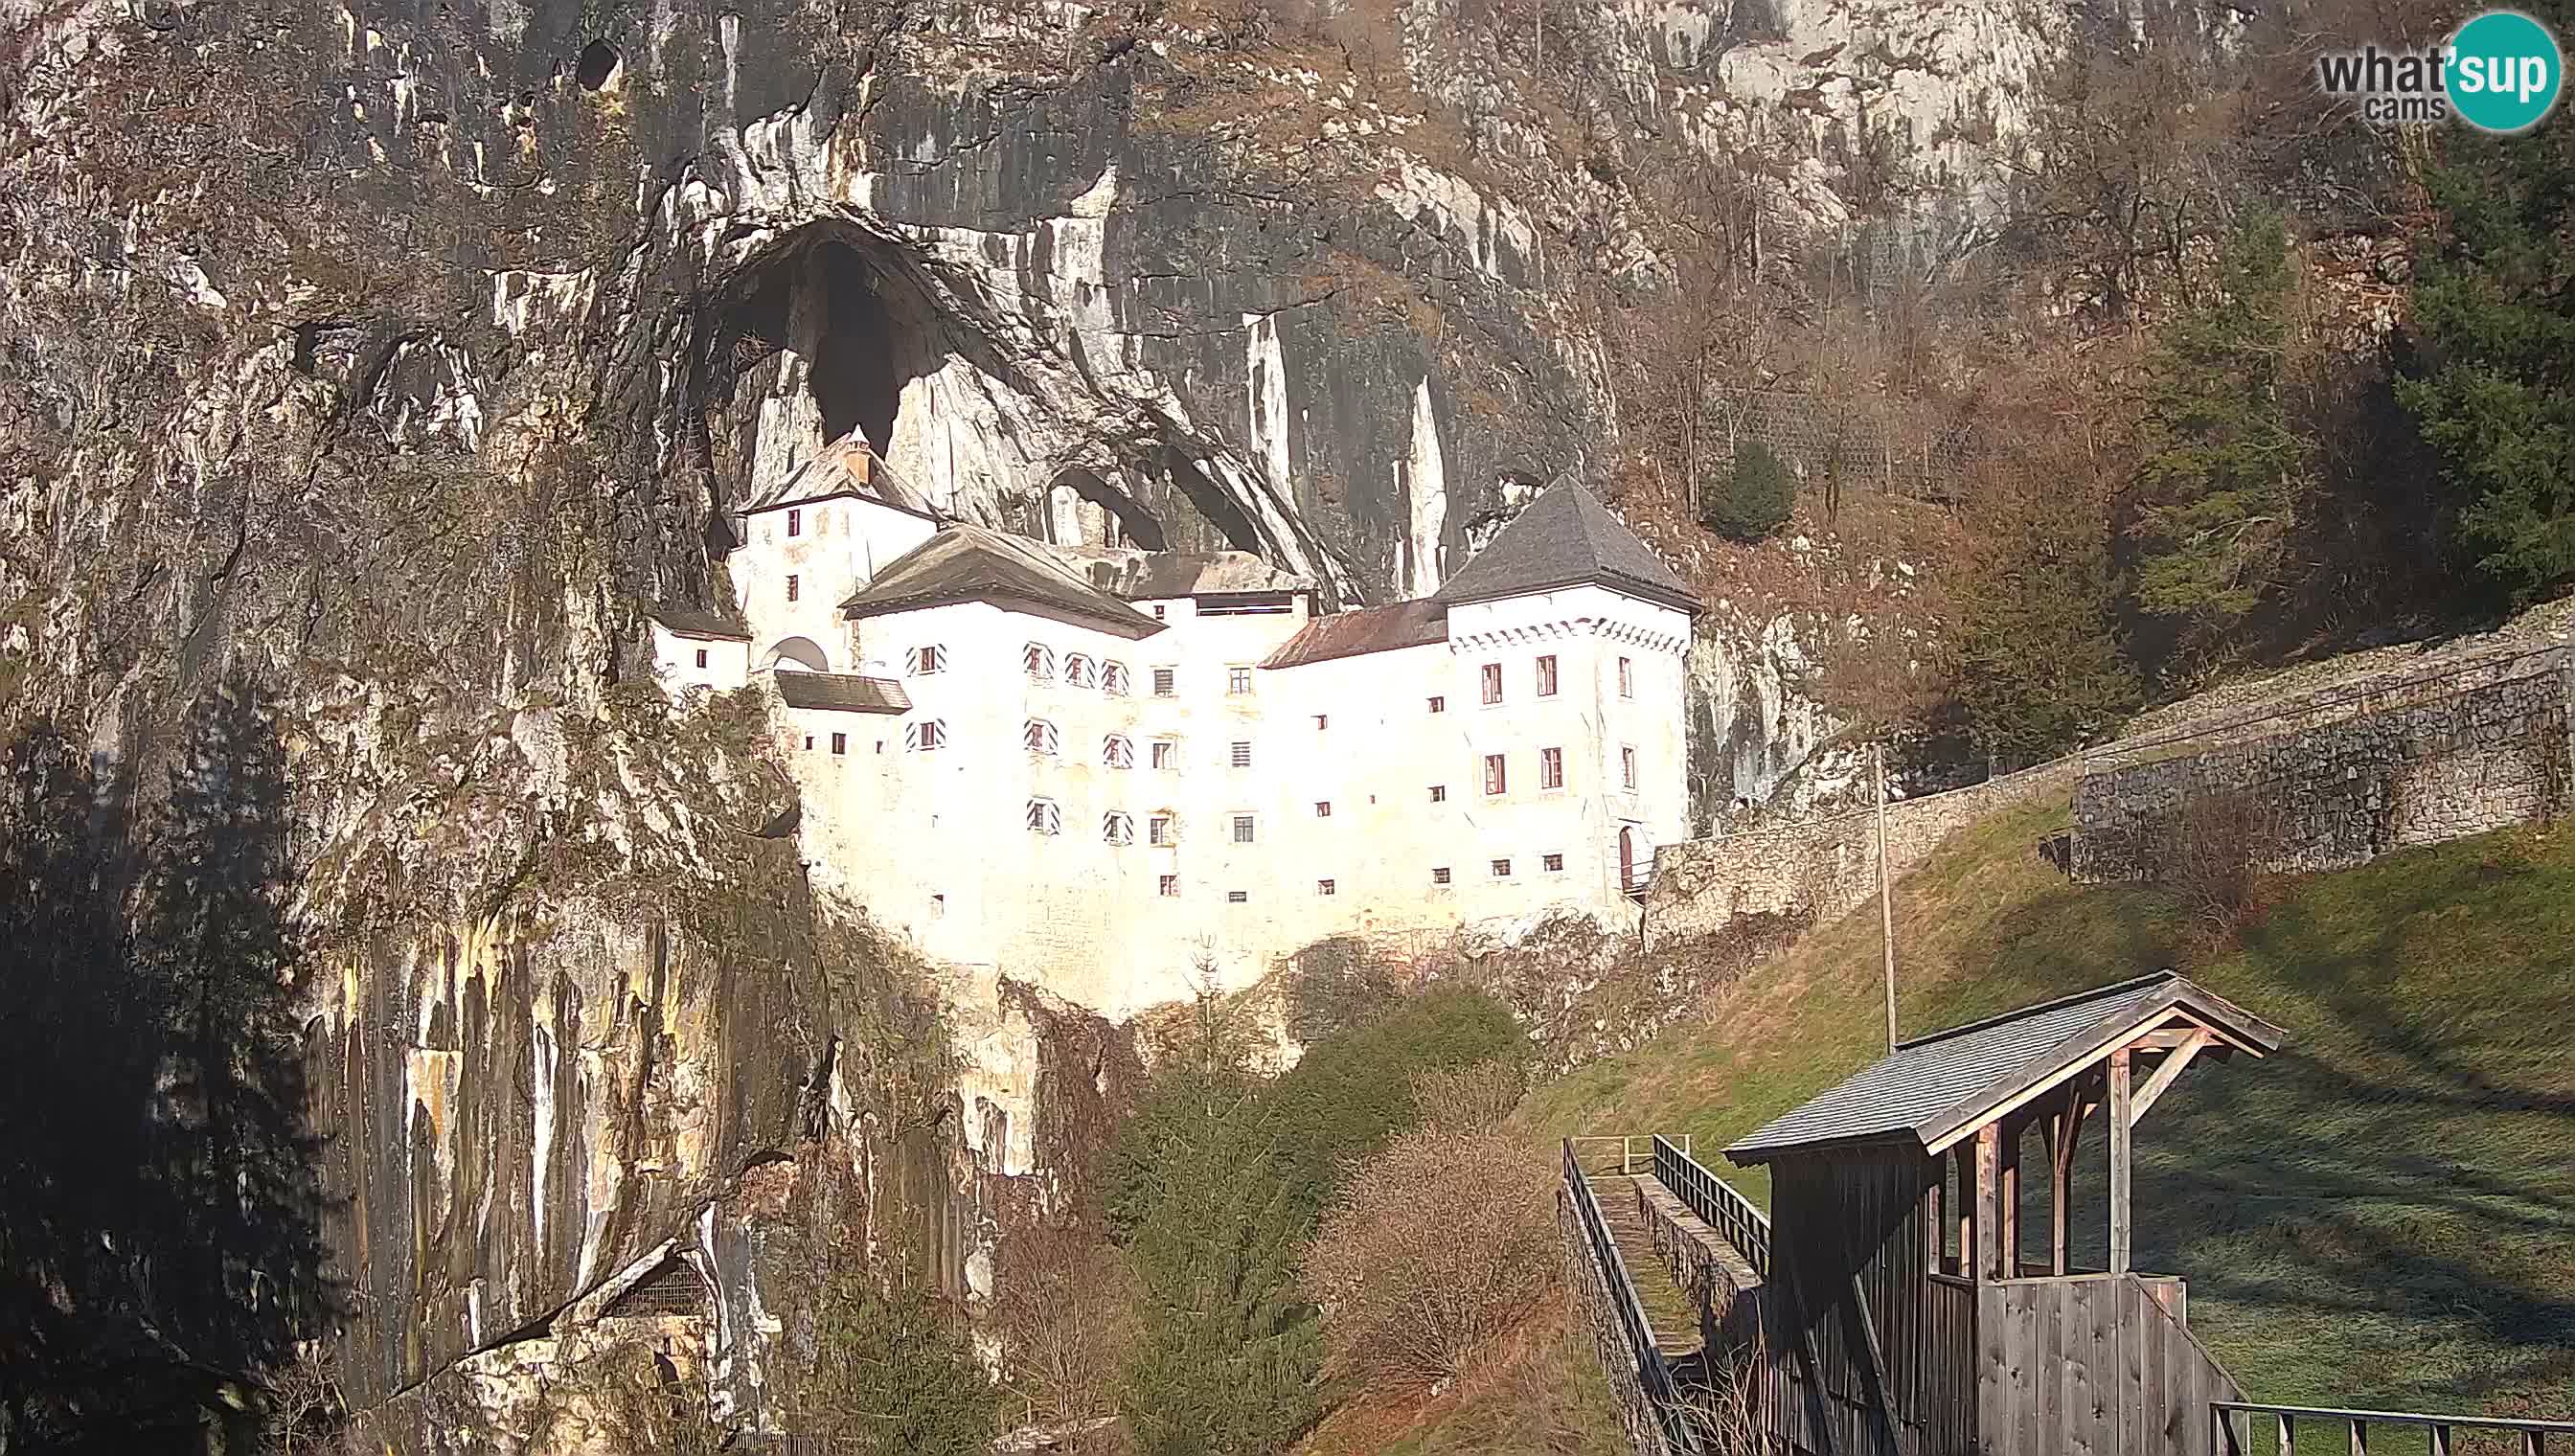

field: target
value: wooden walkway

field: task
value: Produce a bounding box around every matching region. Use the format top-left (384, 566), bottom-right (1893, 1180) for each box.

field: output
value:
top-left (1584, 1172), bottom-right (1702, 1366)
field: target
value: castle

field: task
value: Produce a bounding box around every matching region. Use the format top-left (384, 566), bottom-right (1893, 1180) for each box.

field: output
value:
top-left (650, 442), bottom-right (1701, 1021)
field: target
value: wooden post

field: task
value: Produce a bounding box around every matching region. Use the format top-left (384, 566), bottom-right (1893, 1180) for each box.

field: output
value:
top-left (1975, 1123), bottom-right (2004, 1282)
top-left (1956, 1143), bottom-right (1977, 1283)
top-left (1877, 743), bottom-right (1897, 1054)
top-left (1998, 1116), bottom-right (2022, 1279)
top-left (1926, 1157), bottom-right (1946, 1272)
top-left (2052, 1086), bottom-right (2081, 1277)
top-left (2109, 1047), bottom-right (2133, 1274)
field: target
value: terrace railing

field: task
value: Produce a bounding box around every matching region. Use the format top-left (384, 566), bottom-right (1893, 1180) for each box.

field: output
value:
top-left (1651, 1133), bottom-right (1771, 1281)
top-left (2215, 1401), bottom-right (2575, 1456)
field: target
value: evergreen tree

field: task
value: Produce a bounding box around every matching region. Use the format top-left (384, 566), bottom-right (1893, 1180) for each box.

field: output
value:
top-left (1109, 990), bottom-right (1321, 1456)
top-left (1948, 481), bottom-right (2139, 764)
top-left (2395, 74), bottom-right (2575, 604)
top-left (2128, 211), bottom-right (2312, 671)
top-left (1699, 440), bottom-right (1797, 541)
top-left (794, 1250), bottom-right (997, 1456)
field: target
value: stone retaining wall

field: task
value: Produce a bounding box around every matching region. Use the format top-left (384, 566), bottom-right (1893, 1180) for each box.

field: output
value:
top-left (1633, 1177), bottom-right (1763, 1364)
top-left (2074, 660), bottom-right (2573, 880)
top-left (1558, 1191), bottom-right (1678, 1456)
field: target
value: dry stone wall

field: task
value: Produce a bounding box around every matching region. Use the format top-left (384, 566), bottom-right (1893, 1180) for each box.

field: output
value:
top-left (2074, 655), bottom-right (2574, 880)
top-left (1559, 1190), bottom-right (1680, 1456)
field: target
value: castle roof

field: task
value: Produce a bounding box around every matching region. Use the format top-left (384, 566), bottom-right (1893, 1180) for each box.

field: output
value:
top-left (773, 671), bottom-right (912, 715)
top-left (1260, 598), bottom-right (1448, 670)
top-left (838, 524), bottom-right (1168, 640)
top-left (743, 432), bottom-right (935, 517)
top-left (1432, 481), bottom-right (1701, 615)
top-left (649, 605), bottom-right (751, 641)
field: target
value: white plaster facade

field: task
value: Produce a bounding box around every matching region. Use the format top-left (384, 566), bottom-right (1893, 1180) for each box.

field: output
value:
top-left (667, 476), bottom-right (1698, 1047)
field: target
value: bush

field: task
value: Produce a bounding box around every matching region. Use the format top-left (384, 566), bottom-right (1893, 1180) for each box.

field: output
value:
top-left (2149, 788), bottom-right (2285, 946)
top-left (1302, 1126), bottom-right (1556, 1391)
top-left (1411, 1058), bottom-right (1529, 1135)
top-left (993, 1224), bottom-right (1139, 1442)
top-left (1698, 441), bottom-right (1796, 541)
top-left (787, 1239), bottom-right (997, 1456)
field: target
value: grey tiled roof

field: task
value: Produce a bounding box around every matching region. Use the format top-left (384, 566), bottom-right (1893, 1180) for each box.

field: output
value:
top-left (649, 606), bottom-right (751, 641)
top-left (773, 671), bottom-right (912, 715)
top-left (1724, 973), bottom-right (2285, 1164)
top-left (1433, 482), bottom-right (1702, 614)
top-left (838, 525), bottom-right (1167, 640)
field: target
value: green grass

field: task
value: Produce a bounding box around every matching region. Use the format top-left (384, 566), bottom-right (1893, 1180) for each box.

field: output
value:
top-left (1519, 798), bottom-right (2575, 1424)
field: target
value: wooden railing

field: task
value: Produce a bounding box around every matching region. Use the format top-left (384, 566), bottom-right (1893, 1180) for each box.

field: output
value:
top-left (2214, 1402), bottom-right (2575, 1456)
top-left (1561, 1138), bottom-right (1688, 1447)
top-left (1650, 1133), bottom-right (1771, 1281)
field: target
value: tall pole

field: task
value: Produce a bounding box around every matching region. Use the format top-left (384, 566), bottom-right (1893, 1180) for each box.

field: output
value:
top-left (1877, 742), bottom-right (1897, 1054)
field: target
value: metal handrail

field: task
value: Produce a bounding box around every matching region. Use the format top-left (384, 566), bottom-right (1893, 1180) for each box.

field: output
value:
top-left (1652, 1133), bottom-right (1771, 1281)
top-left (2214, 1400), bottom-right (2575, 1455)
top-left (1561, 1140), bottom-right (1691, 1449)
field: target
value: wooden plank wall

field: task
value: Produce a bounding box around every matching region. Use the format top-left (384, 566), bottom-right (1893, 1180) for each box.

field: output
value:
top-left (1974, 1273), bottom-right (2242, 1456)
top-left (1761, 1151), bottom-right (1976, 1456)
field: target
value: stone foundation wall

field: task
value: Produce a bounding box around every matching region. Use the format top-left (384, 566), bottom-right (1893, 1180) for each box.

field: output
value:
top-left (1633, 1178), bottom-right (1763, 1366)
top-left (1643, 758), bottom-right (2080, 947)
top-left (1558, 1190), bottom-right (1678, 1456)
top-left (2074, 661), bottom-right (2573, 880)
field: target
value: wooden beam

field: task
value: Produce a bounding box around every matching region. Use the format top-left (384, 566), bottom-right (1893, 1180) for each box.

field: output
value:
top-left (2131, 1028), bottom-right (2200, 1051)
top-left (1926, 1156), bottom-right (1946, 1272)
top-left (1956, 1143), bottom-right (1977, 1284)
top-left (2053, 1084), bottom-right (2082, 1276)
top-left (2108, 1047), bottom-right (2133, 1274)
top-left (1846, 1273), bottom-right (1903, 1456)
top-left (2130, 1028), bottom-right (2216, 1126)
top-left (1976, 1122), bottom-right (2004, 1281)
top-left (1999, 1114), bottom-right (2022, 1278)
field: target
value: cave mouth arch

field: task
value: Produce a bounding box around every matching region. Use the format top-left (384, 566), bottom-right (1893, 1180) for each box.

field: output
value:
top-left (1045, 467), bottom-right (1168, 552)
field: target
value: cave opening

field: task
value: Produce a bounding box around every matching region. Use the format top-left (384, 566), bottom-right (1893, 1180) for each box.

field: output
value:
top-left (574, 39), bottom-right (619, 91)
top-left (807, 244), bottom-right (913, 461)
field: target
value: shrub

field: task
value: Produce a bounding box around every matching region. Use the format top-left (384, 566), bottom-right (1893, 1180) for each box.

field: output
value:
top-left (787, 1239), bottom-right (997, 1456)
top-left (1698, 440), bottom-right (1796, 541)
top-left (992, 1224), bottom-right (1139, 1440)
top-left (1411, 1058), bottom-right (1529, 1135)
top-left (1302, 1126), bottom-right (1555, 1391)
top-left (2149, 788), bottom-right (2285, 946)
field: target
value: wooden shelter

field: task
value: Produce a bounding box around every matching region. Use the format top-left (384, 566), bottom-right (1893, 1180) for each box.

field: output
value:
top-left (1722, 972), bottom-right (2285, 1456)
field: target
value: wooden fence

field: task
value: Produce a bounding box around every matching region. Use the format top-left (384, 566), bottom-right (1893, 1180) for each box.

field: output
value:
top-left (1977, 1273), bottom-right (2242, 1456)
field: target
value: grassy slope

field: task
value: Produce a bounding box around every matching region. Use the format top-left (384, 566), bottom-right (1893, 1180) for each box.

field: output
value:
top-left (1521, 798), bottom-right (2575, 1421)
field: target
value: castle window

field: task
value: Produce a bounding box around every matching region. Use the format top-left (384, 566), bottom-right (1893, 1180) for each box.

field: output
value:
top-left (905, 720), bottom-right (946, 752)
top-left (1544, 853), bottom-right (1565, 872)
top-left (1484, 754), bottom-right (1507, 795)
top-left (1026, 799), bottom-right (1061, 835)
top-left (1622, 745), bottom-right (1638, 790)
top-left (1023, 643), bottom-right (1056, 682)
top-left (1432, 866), bottom-right (1452, 885)
top-left (1491, 858), bottom-right (1512, 877)
top-left (1313, 714), bottom-right (1328, 730)
top-left (1316, 878), bottom-right (1335, 896)
top-left (786, 508), bottom-right (801, 537)
top-left (1228, 666), bottom-right (1253, 695)
top-left (1618, 657), bottom-right (1633, 698)
top-left (1314, 802), bottom-right (1332, 818)
top-left (1104, 735), bottom-right (1135, 769)
top-left (1150, 813), bottom-right (1176, 847)
top-left (1153, 604), bottom-right (1168, 620)
top-left (1428, 695), bottom-right (1446, 713)
top-left (1152, 667), bottom-right (1176, 697)
top-left (1481, 663), bottom-right (1503, 704)
top-left (1024, 719), bottom-right (1060, 756)
top-left (1230, 740), bottom-right (1252, 769)
top-left (1429, 785), bottom-right (1447, 803)
top-left (830, 733), bottom-right (847, 755)
top-left (804, 735), bottom-right (814, 750)
top-left (906, 645), bottom-right (946, 675)
top-left (1227, 890), bottom-right (1248, 903)
top-left (1102, 661), bottom-right (1130, 695)
top-left (1232, 814), bottom-right (1255, 844)
top-left (1158, 874), bottom-right (1179, 897)
top-left (1064, 653), bottom-right (1098, 689)
top-left (1104, 811), bottom-right (1135, 846)
top-left (1537, 654), bottom-right (1559, 696)
top-left (786, 575), bottom-right (801, 603)
top-left (695, 648), bottom-right (709, 669)
top-left (1151, 739), bottom-right (1180, 771)
top-left (1541, 746), bottom-right (1564, 790)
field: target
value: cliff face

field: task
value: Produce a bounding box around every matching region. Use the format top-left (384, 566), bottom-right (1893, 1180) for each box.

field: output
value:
top-left (5, 0), bottom-right (2093, 1441)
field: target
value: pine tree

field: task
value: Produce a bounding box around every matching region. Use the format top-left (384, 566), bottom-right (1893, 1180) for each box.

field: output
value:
top-left (1110, 990), bottom-right (1321, 1456)
top-left (2128, 211), bottom-right (2312, 671)
top-left (1699, 440), bottom-right (1796, 542)
top-left (2394, 66), bottom-right (2575, 605)
top-left (1949, 481), bottom-right (2139, 765)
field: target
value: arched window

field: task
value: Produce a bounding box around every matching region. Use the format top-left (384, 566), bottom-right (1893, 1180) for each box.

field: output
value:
top-left (1101, 661), bottom-right (1130, 696)
top-left (1103, 735), bottom-right (1135, 769)
top-left (1103, 811), bottom-right (1135, 846)
top-left (1063, 653), bottom-right (1097, 689)
top-left (1023, 643), bottom-right (1056, 682)
top-left (1025, 799), bottom-right (1061, 835)
top-left (905, 720), bottom-right (946, 752)
top-left (1023, 719), bottom-right (1060, 756)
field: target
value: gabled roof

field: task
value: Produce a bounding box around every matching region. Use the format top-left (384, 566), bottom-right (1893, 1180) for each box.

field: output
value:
top-left (744, 432), bottom-right (934, 516)
top-left (1261, 598), bottom-right (1449, 670)
top-left (774, 671), bottom-right (912, 715)
top-left (1433, 481), bottom-right (1701, 614)
top-left (649, 606), bottom-right (751, 641)
top-left (1724, 973), bottom-right (2285, 1165)
top-left (837, 524), bottom-right (1167, 641)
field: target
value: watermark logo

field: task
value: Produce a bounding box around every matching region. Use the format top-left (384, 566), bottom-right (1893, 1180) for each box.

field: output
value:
top-left (2316, 9), bottom-right (2564, 132)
